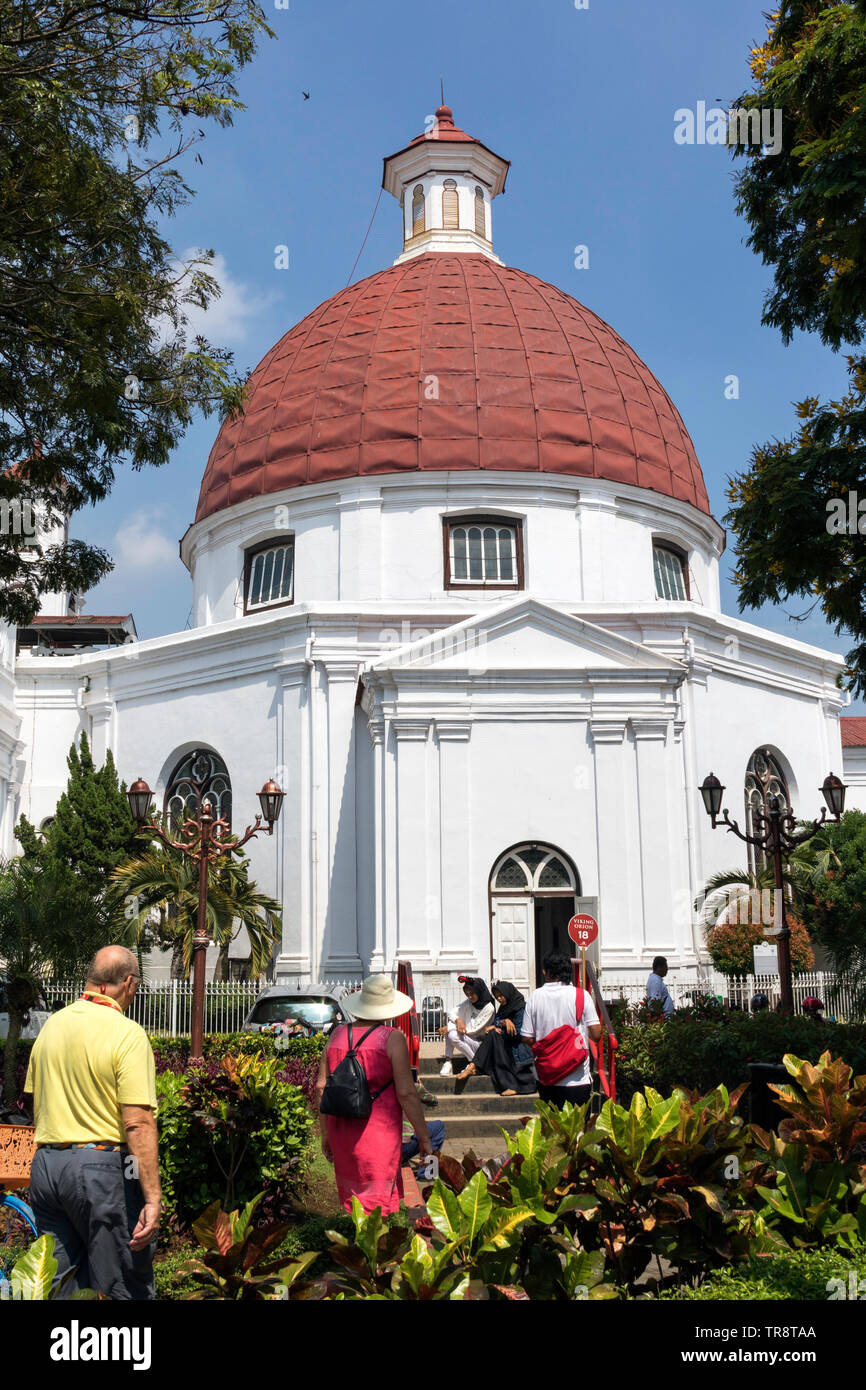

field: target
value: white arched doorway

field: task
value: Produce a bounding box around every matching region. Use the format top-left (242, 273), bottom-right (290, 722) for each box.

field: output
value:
top-left (488, 843), bottom-right (597, 992)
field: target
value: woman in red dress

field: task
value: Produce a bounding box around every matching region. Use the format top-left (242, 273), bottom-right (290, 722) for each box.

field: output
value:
top-left (316, 975), bottom-right (434, 1216)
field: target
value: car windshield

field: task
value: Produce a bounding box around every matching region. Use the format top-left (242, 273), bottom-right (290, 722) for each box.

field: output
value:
top-left (250, 997), bottom-right (342, 1027)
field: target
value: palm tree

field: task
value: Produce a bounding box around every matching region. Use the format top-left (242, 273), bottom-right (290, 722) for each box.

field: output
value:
top-left (696, 863), bottom-right (800, 935)
top-left (109, 841), bottom-right (281, 980)
top-left (0, 858), bottom-right (107, 1104)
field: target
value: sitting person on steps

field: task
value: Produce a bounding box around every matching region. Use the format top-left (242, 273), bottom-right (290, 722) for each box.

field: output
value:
top-left (454, 980), bottom-right (536, 1096)
top-left (437, 978), bottom-right (495, 1076)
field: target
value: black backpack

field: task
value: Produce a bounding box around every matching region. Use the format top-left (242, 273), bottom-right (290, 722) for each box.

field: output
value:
top-left (319, 1023), bottom-right (393, 1119)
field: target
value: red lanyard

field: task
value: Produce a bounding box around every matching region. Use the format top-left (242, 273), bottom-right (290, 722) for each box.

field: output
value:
top-left (80, 992), bottom-right (123, 1013)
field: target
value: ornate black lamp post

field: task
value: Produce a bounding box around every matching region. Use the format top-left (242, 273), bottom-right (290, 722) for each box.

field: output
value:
top-left (699, 757), bottom-right (845, 1014)
top-left (127, 776), bottom-right (285, 1062)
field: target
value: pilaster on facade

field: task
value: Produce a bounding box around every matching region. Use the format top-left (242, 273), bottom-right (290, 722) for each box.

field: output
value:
top-left (434, 719), bottom-right (472, 743)
top-left (588, 719), bottom-right (627, 746)
top-left (84, 698), bottom-right (115, 763)
top-left (319, 659), bottom-right (363, 685)
top-left (630, 718), bottom-right (669, 744)
top-left (274, 954), bottom-right (313, 980)
top-left (392, 718), bottom-right (432, 742)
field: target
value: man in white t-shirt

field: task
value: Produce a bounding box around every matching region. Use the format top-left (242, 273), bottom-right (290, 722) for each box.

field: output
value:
top-left (521, 952), bottom-right (602, 1107)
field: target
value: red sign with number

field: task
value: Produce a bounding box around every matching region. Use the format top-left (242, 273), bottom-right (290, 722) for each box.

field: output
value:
top-left (568, 914), bottom-right (599, 946)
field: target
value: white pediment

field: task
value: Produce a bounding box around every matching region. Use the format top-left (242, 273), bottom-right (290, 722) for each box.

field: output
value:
top-left (368, 597), bottom-right (684, 674)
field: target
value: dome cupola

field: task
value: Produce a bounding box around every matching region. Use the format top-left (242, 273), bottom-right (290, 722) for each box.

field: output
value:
top-left (382, 104), bottom-right (510, 264)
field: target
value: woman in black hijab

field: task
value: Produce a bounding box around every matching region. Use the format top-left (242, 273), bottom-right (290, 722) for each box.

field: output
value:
top-left (454, 980), bottom-right (536, 1095)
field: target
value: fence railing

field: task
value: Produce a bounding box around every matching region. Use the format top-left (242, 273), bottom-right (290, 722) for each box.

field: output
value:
top-left (41, 980), bottom-right (263, 1036)
top-left (38, 967), bottom-right (862, 1038)
top-left (600, 970), bottom-right (860, 1022)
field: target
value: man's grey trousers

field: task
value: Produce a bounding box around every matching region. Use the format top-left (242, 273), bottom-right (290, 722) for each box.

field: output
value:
top-left (29, 1146), bottom-right (155, 1300)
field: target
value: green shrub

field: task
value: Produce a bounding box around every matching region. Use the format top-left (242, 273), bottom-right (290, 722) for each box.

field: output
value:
top-left (750, 1052), bottom-right (866, 1250)
top-left (615, 1012), bottom-right (866, 1106)
top-left (156, 1052), bottom-right (314, 1229)
top-left (665, 1246), bottom-right (866, 1300)
top-left (148, 1031), bottom-right (326, 1069)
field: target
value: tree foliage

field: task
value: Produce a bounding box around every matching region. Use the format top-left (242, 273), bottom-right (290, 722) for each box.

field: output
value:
top-left (15, 731), bottom-right (140, 899)
top-left (0, 856), bottom-right (107, 1101)
top-left (726, 357), bottom-right (866, 694)
top-left (0, 0), bottom-right (274, 623)
top-left (795, 809), bottom-right (866, 1012)
top-left (727, 2), bottom-right (866, 692)
top-left (732, 0), bottom-right (866, 350)
top-left (110, 833), bottom-right (281, 979)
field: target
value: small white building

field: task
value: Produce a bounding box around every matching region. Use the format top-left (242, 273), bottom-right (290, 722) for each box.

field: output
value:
top-left (0, 106), bottom-right (861, 993)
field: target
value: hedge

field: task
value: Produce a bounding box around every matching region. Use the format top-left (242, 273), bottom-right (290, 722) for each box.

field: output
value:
top-left (1, 1032), bottom-right (325, 1110)
top-left (615, 1011), bottom-right (866, 1105)
top-left (665, 1246), bottom-right (866, 1301)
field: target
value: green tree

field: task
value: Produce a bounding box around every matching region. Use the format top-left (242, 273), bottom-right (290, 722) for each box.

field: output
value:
top-left (726, 1), bottom-right (866, 694)
top-left (725, 360), bottom-right (866, 696)
top-left (15, 732), bottom-right (141, 900)
top-left (795, 810), bottom-right (866, 1013)
top-left (731, 0), bottom-right (866, 350)
top-left (0, 0), bottom-right (274, 624)
top-left (0, 858), bottom-right (107, 1103)
top-left (110, 838), bottom-right (280, 980)
top-left (698, 861), bottom-right (817, 978)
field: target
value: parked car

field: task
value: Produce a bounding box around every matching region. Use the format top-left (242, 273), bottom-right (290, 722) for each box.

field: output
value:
top-left (0, 979), bottom-right (52, 1041)
top-left (241, 984), bottom-right (349, 1037)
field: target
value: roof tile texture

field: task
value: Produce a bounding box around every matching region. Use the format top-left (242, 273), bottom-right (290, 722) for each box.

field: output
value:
top-left (196, 255), bottom-right (709, 522)
top-left (841, 716), bottom-right (866, 748)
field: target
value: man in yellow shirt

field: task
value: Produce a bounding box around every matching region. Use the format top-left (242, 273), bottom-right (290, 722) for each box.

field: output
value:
top-left (25, 945), bottom-right (161, 1300)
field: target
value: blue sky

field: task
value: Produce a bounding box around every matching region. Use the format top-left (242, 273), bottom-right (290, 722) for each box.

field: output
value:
top-left (78, 0), bottom-right (863, 712)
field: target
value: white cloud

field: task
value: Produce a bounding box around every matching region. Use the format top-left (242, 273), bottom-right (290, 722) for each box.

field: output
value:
top-left (113, 510), bottom-right (178, 572)
top-left (172, 249), bottom-right (279, 346)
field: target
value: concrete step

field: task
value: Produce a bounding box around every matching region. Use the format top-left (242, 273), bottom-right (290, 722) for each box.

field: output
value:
top-left (422, 1072), bottom-right (518, 1096)
top-left (440, 1139), bottom-right (513, 1164)
top-left (420, 1055), bottom-right (534, 1079)
top-left (425, 1092), bottom-right (534, 1117)
top-left (431, 1113), bottom-right (530, 1140)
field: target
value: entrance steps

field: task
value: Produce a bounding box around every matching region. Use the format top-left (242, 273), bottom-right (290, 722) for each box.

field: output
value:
top-left (419, 1054), bottom-right (536, 1144)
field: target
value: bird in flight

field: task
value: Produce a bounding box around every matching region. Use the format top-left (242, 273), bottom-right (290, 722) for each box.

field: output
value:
top-left (302, 91), bottom-right (310, 100)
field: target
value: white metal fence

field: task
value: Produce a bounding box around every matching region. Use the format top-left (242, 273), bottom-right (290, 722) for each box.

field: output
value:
top-left (601, 970), bottom-right (860, 1022)
top-left (42, 980), bottom-right (263, 1036)
top-left (38, 967), bottom-right (862, 1037)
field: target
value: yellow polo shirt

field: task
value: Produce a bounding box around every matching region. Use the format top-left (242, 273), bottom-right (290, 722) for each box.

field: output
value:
top-left (25, 997), bottom-right (158, 1145)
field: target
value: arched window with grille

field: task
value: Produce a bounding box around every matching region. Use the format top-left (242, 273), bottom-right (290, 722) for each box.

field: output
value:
top-left (444, 515), bottom-right (523, 589)
top-left (474, 186), bottom-right (486, 238)
top-left (745, 748), bottom-right (790, 875)
top-left (653, 542), bottom-right (689, 600)
top-left (412, 185), bottom-right (426, 237)
top-left (164, 749), bottom-right (232, 829)
top-left (244, 538), bottom-right (294, 613)
top-left (442, 179), bottom-right (459, 230)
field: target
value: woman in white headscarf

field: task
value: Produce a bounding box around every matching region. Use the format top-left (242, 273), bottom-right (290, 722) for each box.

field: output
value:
top-left (437, 978), bottom-right (495, 1076)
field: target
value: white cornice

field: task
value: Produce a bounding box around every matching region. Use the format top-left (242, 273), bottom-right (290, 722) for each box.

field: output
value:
top-left (180, 470), bottom-right (724, 566)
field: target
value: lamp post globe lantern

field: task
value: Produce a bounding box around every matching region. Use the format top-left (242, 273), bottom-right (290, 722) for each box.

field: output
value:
top-left (258, 779), bottom-right (285, 829)
top-left (821, 773), bottom-right (846, 819)
top-left (700, 773), bottom-right (724, 822)
top-left (127, 778), bottom-right (153, 827)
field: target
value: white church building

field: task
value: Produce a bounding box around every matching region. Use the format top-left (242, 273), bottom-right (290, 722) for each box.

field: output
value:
top-left (0, 105), bottom-right (861, 995)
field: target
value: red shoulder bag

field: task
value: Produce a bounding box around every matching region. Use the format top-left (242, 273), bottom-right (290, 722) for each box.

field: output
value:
top-left (531, 987), bottom-right (588, 1086)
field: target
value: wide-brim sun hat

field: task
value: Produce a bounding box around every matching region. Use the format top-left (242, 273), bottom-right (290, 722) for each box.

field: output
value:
top-left (342, 975), bottom-right (414, 1021)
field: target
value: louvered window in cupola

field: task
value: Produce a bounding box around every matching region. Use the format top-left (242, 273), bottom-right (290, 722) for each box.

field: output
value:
top-left (412, 185), bottom-right (425, 237)
top-left (442, 179), bottom-right (459, 230)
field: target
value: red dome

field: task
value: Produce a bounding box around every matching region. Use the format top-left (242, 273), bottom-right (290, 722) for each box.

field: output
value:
top-left (196, 254), bottom-right (709, 522)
